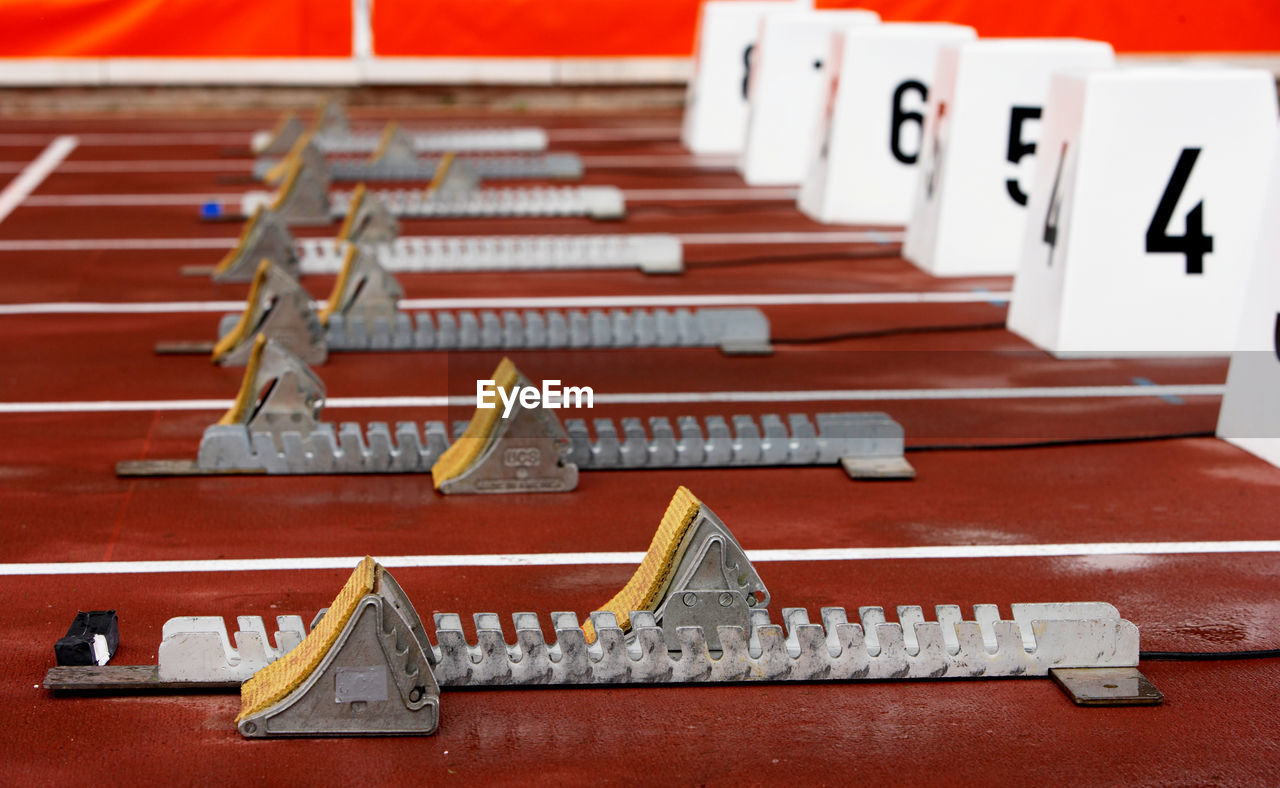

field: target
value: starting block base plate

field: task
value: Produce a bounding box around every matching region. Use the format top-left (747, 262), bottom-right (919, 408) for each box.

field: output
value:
top-left (1049, 667), bottom-right (1164, 706)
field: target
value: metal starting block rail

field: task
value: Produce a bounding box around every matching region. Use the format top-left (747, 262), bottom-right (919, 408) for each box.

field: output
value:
top-left (172, 249), bottom-right (749, 363)
top-left (120, 345), bottom-right (913, 482)
top-left (199, 201), bottom-right (682, 282)
top-left (254, 153), bottom-right (584, 183)
top-left (296, 234), bottom-right (683, 275)
top-left (45, 489), bottom-right (1161, 739)
top-left (236, 138), bottom-right (622, 223)
top-left (251, 106), bottom-right (548, 156)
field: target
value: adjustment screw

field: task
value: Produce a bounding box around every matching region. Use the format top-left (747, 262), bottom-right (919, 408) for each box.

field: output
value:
top-left (718, 592), bottom-right (734, 607)
top-left (682, 592), bottom-right (697, 607)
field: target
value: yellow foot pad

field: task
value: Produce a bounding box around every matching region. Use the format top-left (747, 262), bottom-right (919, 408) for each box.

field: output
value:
top-left (583, 486), bottom-right (770, 651)
top-left (430, 357), bottom-right (578, 494)
top-left (237, 557), bottom-right (440, 737)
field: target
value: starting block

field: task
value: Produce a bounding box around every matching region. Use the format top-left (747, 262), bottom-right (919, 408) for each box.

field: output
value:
top-left (118, 351), bottom-right (914, 483)
top-left (253, 123), bottom-right (584, 183)
top-left (738, 9), bottom-right (881, 186)
top-left (798, 23), bottom-right (976, 225)
top-left (236, 557), bottom-right (440, 737)
top-left (188, 251), bottom-right (767, 363)
top-left (46, 489), bottom-right (1160, 735)
top-left (1007, 68), bottom-right (1279, 356)
top-left (1217, 136), bottom-right (1280, 467)
top-left (237, 152), bottom-right (626, 223)
top-left (208, 261), bottom-right (327, 366)
top-left (206, 191), bottom-right (681, 282)
top-left (251, 101), bottom-right (548, 155)
top-left (903, 39), bottom-right (1115, 276)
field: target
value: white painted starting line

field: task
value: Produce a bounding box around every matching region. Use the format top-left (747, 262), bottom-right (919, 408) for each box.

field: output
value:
top-left (0, 230), bottom-right (904, 252)
top-left (0, 135), bottom-right (78, 224)
top-left (0, 289), bottom-right (1000, 316)
top-left (0, 384), bottom-right (1226, 416)
top-left (0, 127), bottom-right (680, 147)
top-left (19, 186), bottom-right (798, 207)
top-left (0, 154), bottom-right (735, 174)
top-left (1, 540), bottom-right (1275, 576)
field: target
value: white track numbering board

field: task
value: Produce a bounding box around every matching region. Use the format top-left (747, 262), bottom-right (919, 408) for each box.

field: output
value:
top-left (1007, 68), bottom-right (1279, 357)
top-left (798, 23), bottom-right (976, 225)
top-left (681, 1), bottom-right (793, 155)
top-left (903, 39), bottom-right (1115, 276)
top-left (1218, 136), bottom-right (1280, 467)
top-left (737, 8), bottom-right (880, 186)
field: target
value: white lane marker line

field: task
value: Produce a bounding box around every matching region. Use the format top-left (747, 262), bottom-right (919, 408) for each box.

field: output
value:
top-left (0, 127), bottom-right (681, 147)
top-left (0, 159), bottom-right (249, 174)
top-left (0, 229), bottom-right (904, 252)
top-left (0, 290), bottom-right (1008, 316)
top-left (0, 384), bottom-right (1226, 415)
top-left (20, 186), bottom-right (798, 207)
top-left (0, 155), bottom-right (733, 174)
top-left (0, 539), bottom-right (1274, 576)
top-left (0, 135), bottom-right (77, 223)
top-left (0, 238), bottom-right (238, 251)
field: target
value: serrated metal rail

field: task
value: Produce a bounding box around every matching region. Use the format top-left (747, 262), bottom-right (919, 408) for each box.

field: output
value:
top-left (253, 153), bottom-right (583, 182)
top-left (196, 410), bottom-right (897, 474)
top-left (327, 185), bottom-right (625, 220)
top-left (150, 602), bottom-right (1138, 686)
top-left (295, 234), bottom-right (682, 275)
top-left (308, 128), bottom-right (549, 154)
top-left (216, 306), bottom-right (766, 354)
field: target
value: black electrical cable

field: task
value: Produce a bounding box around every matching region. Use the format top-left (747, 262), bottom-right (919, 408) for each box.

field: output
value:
top-left (687, 247), bottom-right (904, 270)
top-left (1140, 648), bottom-right (1280, 661)
top-left (774, 320), bottom-right (1007, 345)
top-left (907, 430), bottom-right (1216, 453)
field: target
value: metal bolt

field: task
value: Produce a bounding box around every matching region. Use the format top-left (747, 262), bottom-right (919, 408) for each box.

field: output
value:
top-left (410, 686), bottom-right (424, 702)
top-left (242, 722), bottom-right (257, 734)
top-left (718, 592), bottom-right (734, 607)
top-left (681, 592), bottom-right (697, 607)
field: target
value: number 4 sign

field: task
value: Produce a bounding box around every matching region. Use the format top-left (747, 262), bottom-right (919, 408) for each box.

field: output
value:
top-left (1007, 68), bottom-right (1279, 357)
top-left (1218, 138), bottom-right (1280, 468)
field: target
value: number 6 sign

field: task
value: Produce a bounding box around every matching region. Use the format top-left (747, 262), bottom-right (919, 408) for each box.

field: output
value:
top-left (1007, 68), bottom-right (1279, 357)
top-left (797, 23), bottom-right (975, 226)
top-left (1218, 137), bottom-right (1280, 468)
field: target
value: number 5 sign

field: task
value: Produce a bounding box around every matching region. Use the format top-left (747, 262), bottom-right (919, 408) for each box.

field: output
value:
top-left (902, 39), bottom-right (1115, 276)
top-left (1218, 137), bottom-right (1280, 468)
top-left (1007, 68), bottom-right (1279, 357)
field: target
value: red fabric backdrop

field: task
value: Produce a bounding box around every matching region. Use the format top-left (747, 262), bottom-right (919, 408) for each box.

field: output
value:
top-left (0, 0), bottom-right (1275, 57)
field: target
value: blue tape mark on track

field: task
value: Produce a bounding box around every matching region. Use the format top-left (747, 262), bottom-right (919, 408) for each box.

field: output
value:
top-left (971, 287), bottom-right (1010, 306)
top-left (1132, 376), bottom-right (1184, 405)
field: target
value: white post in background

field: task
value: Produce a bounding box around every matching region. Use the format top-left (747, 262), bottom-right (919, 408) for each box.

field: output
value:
top-left (353, 0), bottom-right (374, 59)
top-left (1218, 136), bottom-right (1280, 467)
top-left (798, 23), bottom-right (976, 226)
top-left (681, 2), bottom-right (786, 155)
top-left (1006, 68), bottom-right (1278, 357)
top-left (737, 9), bottom-right (880, 186)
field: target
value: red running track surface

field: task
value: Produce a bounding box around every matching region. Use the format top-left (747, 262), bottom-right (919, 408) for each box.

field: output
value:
top-left (0, 107), bottom-right (1277, 785)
